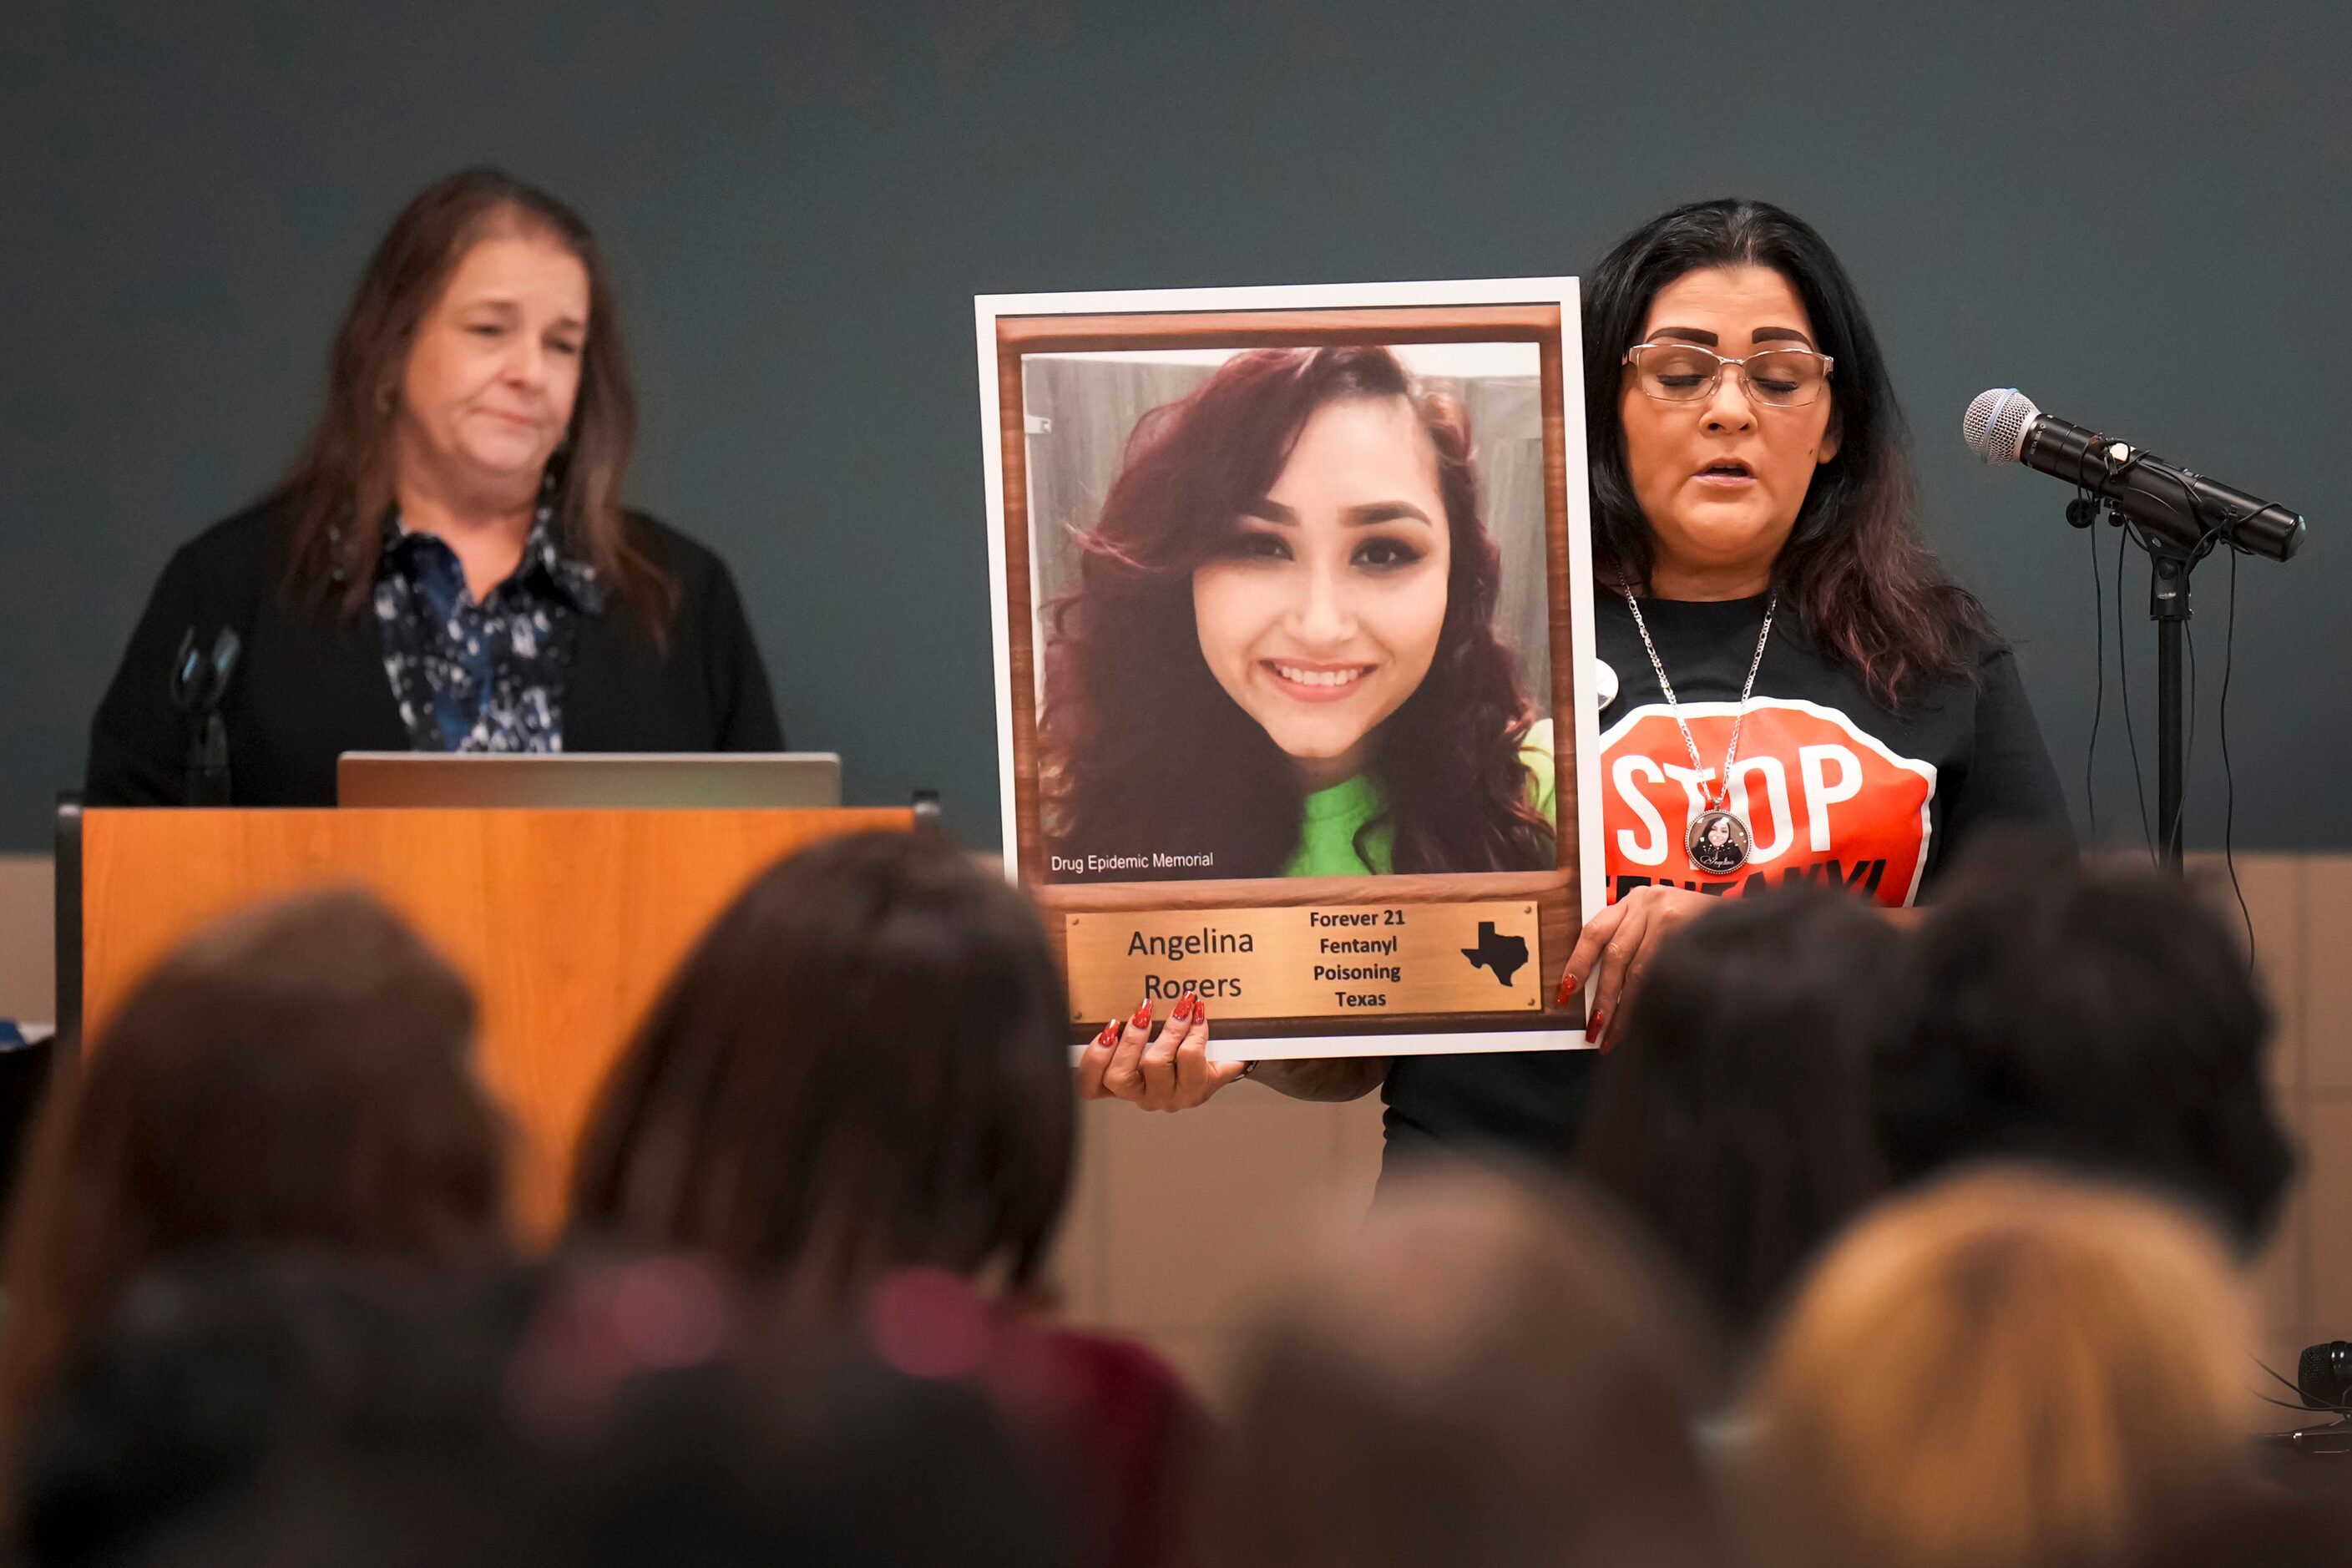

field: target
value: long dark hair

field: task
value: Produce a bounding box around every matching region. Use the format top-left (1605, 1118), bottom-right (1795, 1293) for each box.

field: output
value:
top-left (1039, 346), bottom-right (1551, 878)
top-left (1585, 199), bottom-right (1993, 706)
top-left (277, 167), bottom-right (673, 635)
top-left (1576, 887), bottom-right (1900, 1345)
top-left (0, 892), bottom-right (510, 1435)
top-left (569, 832), bottom-right (1075, 1307)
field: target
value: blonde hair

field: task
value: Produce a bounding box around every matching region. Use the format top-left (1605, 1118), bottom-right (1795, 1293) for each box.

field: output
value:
top-left (1740, 1165), bottom-right (2257, 1568)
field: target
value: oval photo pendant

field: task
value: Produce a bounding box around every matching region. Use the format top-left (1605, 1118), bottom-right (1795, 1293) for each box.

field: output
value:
top-left (1686, 809), bottom-right (1753, 875)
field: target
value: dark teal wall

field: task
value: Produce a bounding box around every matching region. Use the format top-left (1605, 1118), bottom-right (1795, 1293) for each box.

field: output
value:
top-left (4, 1), bottom-right (2344, 851)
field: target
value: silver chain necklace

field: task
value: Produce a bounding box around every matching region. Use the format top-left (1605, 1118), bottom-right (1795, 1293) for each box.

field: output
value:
top-left (1621, 583), bottom-right (1777, 874)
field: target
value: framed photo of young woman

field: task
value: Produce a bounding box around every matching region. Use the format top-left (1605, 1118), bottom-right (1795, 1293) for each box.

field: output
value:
top-left (976, 280), bottom-right (1603, 1057)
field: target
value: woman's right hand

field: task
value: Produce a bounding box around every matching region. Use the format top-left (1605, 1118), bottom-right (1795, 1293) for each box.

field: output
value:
top-left (1556, 883), bottom-right (1717, 1050)
top-left (1075, 992), bottom-right (1247, 1112)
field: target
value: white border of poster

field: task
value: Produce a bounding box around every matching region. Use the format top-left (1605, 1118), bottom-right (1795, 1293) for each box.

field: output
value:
top-left (975, 278), bottom-right (1604, 1058)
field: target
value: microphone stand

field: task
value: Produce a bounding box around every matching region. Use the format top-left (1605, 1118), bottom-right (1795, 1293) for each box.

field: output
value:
top-left (2067, 458), bottom-right (2277, 875)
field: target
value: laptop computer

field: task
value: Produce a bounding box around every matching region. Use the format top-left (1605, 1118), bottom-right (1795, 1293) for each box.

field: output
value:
top-left (336, 753), bottom-right (843, 810)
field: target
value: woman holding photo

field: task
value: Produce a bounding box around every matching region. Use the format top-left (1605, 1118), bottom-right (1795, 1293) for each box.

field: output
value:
top-left (1039, 345), bottom-right (1555, 883)
top-left (1084, 200), bottom-right (2067, 1159)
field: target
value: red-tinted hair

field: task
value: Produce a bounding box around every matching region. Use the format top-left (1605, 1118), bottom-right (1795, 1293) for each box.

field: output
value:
top-left (1039, 346), bottom-right (1551, 878)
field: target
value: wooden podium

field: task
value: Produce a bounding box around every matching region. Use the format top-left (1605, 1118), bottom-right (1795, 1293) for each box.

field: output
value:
top-left (58, 805), bottom-right (918, 1232)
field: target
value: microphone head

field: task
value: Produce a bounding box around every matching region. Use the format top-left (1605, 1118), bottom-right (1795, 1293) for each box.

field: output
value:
top-left (1963, 387), bottom-right (2040, 463)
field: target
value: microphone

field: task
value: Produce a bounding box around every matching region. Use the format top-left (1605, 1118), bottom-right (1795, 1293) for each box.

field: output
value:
top-left (169, 626), bottom-right (241, 807)
top-left (1962, 388), bottom-right (2304, 562)
top-left (2300, 1341), bottom-right (2352, 1411)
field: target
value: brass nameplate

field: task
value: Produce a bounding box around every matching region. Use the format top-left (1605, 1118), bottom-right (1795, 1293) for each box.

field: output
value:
top-left (1064, 903), bottom-right (1543, 1022)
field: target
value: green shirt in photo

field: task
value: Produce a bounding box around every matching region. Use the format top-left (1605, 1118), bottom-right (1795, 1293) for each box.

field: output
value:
top-left (1278, 719), bottom-right (1557, 878)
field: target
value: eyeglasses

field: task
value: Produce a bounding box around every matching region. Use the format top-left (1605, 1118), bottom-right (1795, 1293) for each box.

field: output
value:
top-left (1623, 342), bottom-right (1834, 408)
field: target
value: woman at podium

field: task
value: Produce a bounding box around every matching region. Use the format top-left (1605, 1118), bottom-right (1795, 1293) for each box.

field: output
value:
top-left (84, 168), bottom-right (781, 807)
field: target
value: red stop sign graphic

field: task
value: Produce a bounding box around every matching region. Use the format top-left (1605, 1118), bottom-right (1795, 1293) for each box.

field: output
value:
top-left (1598, 697), bottom-right (1936, 907)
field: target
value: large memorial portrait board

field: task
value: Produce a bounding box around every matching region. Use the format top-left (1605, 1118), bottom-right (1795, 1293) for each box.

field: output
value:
top-left (976, 281), bottom-right (1603, 1058)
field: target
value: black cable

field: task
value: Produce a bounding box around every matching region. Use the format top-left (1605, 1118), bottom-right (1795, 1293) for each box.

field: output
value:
top-left (2083, 498), bottom-right (2103, 842)
top-left (2220, 536), bottom-right (2253, 968)
top-left (2256, 1356), bottom-right (2349, 1415)
top-left (2112, 519), bottom-right (2155, 858)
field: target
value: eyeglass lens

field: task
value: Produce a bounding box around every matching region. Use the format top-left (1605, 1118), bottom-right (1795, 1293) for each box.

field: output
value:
top-left (1630, 344), bottom-right (1828, 407)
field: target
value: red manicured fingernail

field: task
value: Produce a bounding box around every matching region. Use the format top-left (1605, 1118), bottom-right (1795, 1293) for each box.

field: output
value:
top-left (1096, 1019), bottom-right (1120, 1046)
top-left (1555, 971), bottom-right (1580, 1006)
top-left (1587, 1008), bottom-right (1606, 1037)
top-left (1195, 999), bottom-right (1208, 1023)
top-left (1132, 999), bottom-right (1153, 1029)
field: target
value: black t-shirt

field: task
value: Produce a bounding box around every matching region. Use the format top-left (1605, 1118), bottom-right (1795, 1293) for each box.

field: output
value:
top-left (1381, 591), bottom-right (2070, 1168)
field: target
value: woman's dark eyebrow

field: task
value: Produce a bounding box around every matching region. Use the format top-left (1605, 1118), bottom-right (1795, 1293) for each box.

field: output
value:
top-left (1345, 503), bottom-right (1434, 527)
top-left (1240, 500), bottom-right (1432, 527)
top-left (1646, 326), bottom-right (1816, 347)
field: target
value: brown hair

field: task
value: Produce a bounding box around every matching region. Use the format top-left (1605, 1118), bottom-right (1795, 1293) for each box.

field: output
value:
top-left (1219, 1166), bottom-right (1728, 1568)
top-left (1740, 1166), bottom-right (2257, 1568)
top-left (568, 832), bottom-right (1075, 1309)
top-left (277, 167), bottom-right (673, 635)
top-left (0, 891), bottom-right (510, 1434)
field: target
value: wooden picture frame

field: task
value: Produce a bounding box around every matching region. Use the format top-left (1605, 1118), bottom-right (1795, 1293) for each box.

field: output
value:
top-left (976, 281), bottom-right (1602, 1058)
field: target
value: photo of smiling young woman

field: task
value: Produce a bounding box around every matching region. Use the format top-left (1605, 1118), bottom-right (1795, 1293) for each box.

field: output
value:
top-left (1034, 344), bottom-right (1555, 883)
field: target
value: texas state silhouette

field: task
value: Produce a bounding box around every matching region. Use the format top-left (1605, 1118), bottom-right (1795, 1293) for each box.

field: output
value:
top-left (1460, 922), bottom-right (1528, 987)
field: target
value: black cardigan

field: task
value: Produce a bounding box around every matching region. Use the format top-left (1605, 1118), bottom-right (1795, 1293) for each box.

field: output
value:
top-left (86, 498), bottom-right (784, 807)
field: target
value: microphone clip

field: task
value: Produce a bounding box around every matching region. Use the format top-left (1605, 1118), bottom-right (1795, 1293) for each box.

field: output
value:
top-left (169, 627), bottom-right (241, 807)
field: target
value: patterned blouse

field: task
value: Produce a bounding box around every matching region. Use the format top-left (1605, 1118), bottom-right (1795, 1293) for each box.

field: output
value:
top-left (372, 507), bottom-right (604, 752)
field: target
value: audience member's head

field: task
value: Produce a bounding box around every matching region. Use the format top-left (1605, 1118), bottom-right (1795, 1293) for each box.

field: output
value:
top-left (12, 1253), bottom-right (534, 1568)
top-left (0, 892), bottom-right (508, 1434)
top-left (1220, 1166), bottom-right (1727, 1568)
top-left (569, 831), bottom-right (1072, 1308)
top-left (1577, 886), bottom-right (1901, 1348)
top-left (1878, 832), bottom-right (2294, 1248)
top-left (1740, 1165), bottom-right (2258, 1568)
top-left (530, 1333), bottom-right (1080, 1568)
top-left (23, 1256), bottom-right (1077, 1568)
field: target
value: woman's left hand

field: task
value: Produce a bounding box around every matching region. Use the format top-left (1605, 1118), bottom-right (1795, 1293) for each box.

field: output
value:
top-left (1556, 884), bottom-right (1717, 1050)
